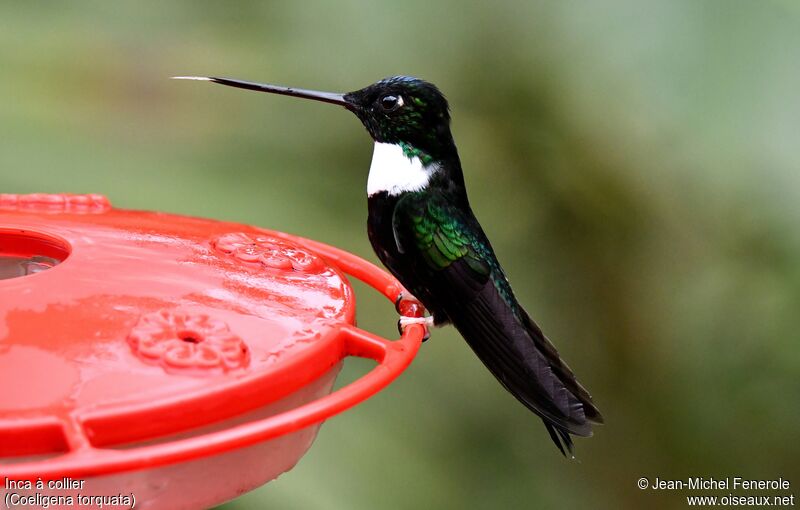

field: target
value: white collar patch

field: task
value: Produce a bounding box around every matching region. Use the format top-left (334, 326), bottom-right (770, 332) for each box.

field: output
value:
top-left (367, 142), bottom-right (435, 196)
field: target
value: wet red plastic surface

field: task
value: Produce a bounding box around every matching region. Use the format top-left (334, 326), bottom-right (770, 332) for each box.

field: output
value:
top-left (0, 193), bottom-right (425, 479)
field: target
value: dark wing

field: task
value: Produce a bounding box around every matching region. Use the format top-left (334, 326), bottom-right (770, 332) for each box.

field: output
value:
top-left (393, 191), bottom-right (602, 454)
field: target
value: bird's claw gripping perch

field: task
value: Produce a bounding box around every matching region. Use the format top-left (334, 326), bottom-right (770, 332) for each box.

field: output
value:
top-left (394, 291), bottom-right (422, 314)
top-left (394, 291), bottom-right (431, 341)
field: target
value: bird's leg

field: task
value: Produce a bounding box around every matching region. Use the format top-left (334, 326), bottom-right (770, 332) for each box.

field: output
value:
top-left (398, 315), bottom-right (435, 328)
top-left (397, 315), bottom-right (434, 341)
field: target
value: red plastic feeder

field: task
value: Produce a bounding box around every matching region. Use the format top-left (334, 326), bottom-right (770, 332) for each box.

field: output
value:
top-left (0, 193), bottom-right (425, 509)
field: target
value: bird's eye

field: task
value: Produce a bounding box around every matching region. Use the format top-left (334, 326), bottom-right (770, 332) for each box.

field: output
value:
top-left (379, 94), bottom-right (404, 112)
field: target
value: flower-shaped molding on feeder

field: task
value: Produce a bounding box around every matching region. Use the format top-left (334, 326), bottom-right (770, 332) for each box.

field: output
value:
top-left (0, 193), bottom-right (425, 509)
top-left (127, 309), bottom-right (250, 373)
top-left (0, 192), bottom-right (110, 214)
top-left (211, 232), bottom-right (325, 273)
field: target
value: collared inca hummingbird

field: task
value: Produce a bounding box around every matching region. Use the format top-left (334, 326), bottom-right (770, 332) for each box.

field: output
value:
top-left (174, 75), bottom-right (603, 455)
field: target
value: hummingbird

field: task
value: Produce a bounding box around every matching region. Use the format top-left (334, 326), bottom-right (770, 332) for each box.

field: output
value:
top-left (174, 75), bottom-right (603, 455)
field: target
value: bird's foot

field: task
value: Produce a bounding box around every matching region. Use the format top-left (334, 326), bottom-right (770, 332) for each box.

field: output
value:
top-left (394, 291), bottom-right (430, 341)
top-left (397, 315), bottom-right (434, 342)
top-left (394, 291), bottom-right (424, 315)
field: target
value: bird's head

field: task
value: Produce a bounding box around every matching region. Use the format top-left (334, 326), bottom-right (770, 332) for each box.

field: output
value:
top-left (344, 76), bottom-right (453, 162)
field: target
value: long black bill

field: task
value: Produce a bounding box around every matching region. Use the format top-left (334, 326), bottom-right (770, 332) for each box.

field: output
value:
top-left (172, 76), bottom-right (351, 108)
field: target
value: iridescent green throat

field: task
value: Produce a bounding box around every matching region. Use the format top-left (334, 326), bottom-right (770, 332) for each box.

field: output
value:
top-left (399, 142), bottom-right (436, 166)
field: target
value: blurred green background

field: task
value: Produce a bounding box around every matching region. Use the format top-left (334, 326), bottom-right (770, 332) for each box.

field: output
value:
top-left (2, 1), bottom-right (799, 508)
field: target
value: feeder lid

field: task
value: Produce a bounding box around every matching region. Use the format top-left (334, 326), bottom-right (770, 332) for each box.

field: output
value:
top-left (0, 193), bottom-right (360, 455)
